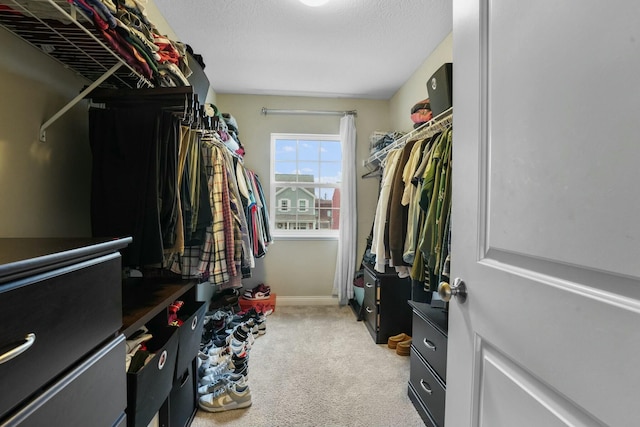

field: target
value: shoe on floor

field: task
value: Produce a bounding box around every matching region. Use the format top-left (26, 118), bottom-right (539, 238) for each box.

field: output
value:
top-left (387, 333), bottom-right (409, 349)
top-left (198, 383), bottom-right (252, 412)
top-left (197, 373), bottom-right (246, 396)
top-left (396, 338), bottom-right (412, 356)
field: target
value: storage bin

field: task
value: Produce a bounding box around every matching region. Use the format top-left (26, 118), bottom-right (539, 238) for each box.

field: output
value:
top-left (165, 359), bottom-right (197, 427)
top-left (353, 286), bottom-right (365, 306)
top-left (427, 62), bottom-right (453, 116)
top-left (238, 293), bottom-right (276, 314)
top-left (126, 326), bottom-right (179, 427)
top-left (174, 301), bottom-right (206, 382)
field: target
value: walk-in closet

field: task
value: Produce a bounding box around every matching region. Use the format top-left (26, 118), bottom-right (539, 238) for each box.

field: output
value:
top-left (2, 1), bottom-right (639, 427)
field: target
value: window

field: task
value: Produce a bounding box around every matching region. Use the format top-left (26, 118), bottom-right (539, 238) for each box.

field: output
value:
top-left (279, 198), bottom-right (291, 212)
top-left (271, 133), bottom-right (342, 238)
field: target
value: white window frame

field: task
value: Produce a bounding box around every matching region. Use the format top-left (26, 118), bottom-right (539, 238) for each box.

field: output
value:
top-left (270, 133), bottom-right (341, 240)
top-left (298, 199), bottom-right (309, 212)
top-left (279, 198), bottom-right (291, 212)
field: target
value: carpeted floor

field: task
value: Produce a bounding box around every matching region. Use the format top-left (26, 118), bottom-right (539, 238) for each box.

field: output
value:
top-left (191, 305), bottom-right (425, 427)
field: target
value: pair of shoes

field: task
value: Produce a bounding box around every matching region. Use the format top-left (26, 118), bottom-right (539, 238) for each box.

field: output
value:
top-left (396, 338), bottom-right (412, 356)
top-left (387, 332), bottom-right (410, 349)
top-left (197, 372), bottom-right (246, 396)
top-left (242, 284), bottom-right (271, 300)
top-left (198, 382), bottom-right (252, 412)
top-left (210, 289), bottom-right (240, 310)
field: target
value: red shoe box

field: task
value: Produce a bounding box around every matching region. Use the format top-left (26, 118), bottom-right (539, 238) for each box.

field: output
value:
top-left (238, 293), bottom-right (276, 314)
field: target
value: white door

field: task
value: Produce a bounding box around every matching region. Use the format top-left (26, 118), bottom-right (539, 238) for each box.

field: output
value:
top-left (448, 1), bottom-right (640, 426)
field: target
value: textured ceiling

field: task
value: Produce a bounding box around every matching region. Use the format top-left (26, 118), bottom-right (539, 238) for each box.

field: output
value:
top-left (153, 0), bottom-right (452, 99)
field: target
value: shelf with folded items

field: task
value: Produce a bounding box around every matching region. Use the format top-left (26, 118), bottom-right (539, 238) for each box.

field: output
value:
top-left (0, 0), bottom-right (154, 90)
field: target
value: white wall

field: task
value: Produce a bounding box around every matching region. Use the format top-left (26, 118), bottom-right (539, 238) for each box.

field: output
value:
top-left (0, 29), bottom-right (93, 237)
top-left (216, 94), bottom-right (388, 301)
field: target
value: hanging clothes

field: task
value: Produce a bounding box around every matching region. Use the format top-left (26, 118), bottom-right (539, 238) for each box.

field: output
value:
top-left (87, 89), bottom-right (271, 286)
top-left (416, 127), bottom-right (453, 289)
top-left (371, 149), bottom-right (402, 273)
top-left (367, 113), bottom-right (453, 292)
top-left (387, 139), bottom-right (417, 278)
top-left (89, 105), bottom-right (173, 267)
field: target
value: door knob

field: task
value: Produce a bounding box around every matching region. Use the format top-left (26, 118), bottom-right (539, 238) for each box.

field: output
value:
top-left (438, 278), bottom-right (467, 303)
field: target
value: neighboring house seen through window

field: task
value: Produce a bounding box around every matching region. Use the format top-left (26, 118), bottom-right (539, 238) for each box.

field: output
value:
top-left (270, 133), bottom-right (342, 238)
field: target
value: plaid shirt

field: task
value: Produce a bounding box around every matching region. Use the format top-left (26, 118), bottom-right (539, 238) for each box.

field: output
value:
top-left (198, 142), bottom-right (228, 285)
top-left (166, 132), bottom-right (267, 284)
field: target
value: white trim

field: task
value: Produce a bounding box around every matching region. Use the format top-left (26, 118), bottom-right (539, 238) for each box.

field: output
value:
top-left (276, 296), bottom-right (338, 306)
top-left (270, 132), bottom-right (342, 239)
top-left (273, 232), bottom-right (338, 240)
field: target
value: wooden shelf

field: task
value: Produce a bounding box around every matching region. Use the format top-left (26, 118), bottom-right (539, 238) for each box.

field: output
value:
top-left (121, 277), bottom-right (197, 337)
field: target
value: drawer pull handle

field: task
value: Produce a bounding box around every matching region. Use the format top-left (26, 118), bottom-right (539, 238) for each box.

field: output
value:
top-left (0, 333), bottom-right (36, 365)
top-left (365, 307), bottom-right (373, 313)
top-left (365, 282), bottom-right (373, 288)
top-left (423, 339), bottom-right (437, 351)
top-left (420, 379), bottom-right (433, 395)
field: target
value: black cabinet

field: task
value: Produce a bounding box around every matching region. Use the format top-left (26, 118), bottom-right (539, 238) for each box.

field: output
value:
top-left (362, 262), bottom-right (412, 344)
top-left (408, 301), bottom-right (448, 427)
top-left (0, 238), bottom-right (201, 427)
top-left (0, 237), bottom-right (131, 427)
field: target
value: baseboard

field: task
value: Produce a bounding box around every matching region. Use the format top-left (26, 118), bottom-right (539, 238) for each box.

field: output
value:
top-left (276, 296), bottom-right (338, 306)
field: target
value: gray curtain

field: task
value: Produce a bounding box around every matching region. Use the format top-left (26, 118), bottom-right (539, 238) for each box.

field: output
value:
top-left (332, 114), bottom-right (357, 305)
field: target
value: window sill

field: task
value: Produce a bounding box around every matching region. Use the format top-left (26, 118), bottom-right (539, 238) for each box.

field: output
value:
top-left (272, 233), bottom-right (339, 241)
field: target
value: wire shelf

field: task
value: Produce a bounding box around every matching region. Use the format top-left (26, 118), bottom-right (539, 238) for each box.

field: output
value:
top-left (0, 0), bottom-right (153, 89)
top-left (364, 107), bottom-right (453, 170)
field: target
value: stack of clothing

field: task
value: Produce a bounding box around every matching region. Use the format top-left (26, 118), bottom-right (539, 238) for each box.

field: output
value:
top-left (70, 0), bottom-right (194, 87)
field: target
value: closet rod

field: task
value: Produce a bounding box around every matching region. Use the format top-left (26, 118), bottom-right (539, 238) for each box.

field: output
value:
top-left (261, 108), bottom-right (357, 117)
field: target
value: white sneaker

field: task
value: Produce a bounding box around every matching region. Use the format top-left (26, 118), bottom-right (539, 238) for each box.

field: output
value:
top-left (198, 383), bottom-right (252, 412)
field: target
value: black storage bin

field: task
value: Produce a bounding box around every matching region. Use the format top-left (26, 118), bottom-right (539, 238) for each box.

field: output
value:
top-left (186, 51), bottom-right (209, 103)
top-left (164, 359), bottom-right (197, 427)
top-left (126, 326), bottom-right (179, 427)
top-left (174, 301), bottom-right (206, 382)
top-left (427, 63), bottom-right (453, 116)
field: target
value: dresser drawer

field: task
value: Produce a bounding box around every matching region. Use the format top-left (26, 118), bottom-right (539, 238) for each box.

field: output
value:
top-left (362, 298), bottom-right (378, 333)
top-left (1, 335), bottom-right (126, 427)
top-left (0, 253), bottom-right (123, 417)
top-left (363, 267), bottom-right (378, 304)
top-left (410, 349), bottom-right (446, 427)
top-left (412, 311), bottom-right (447, 381)
top-left (362, 267), bottom-right (377, 329)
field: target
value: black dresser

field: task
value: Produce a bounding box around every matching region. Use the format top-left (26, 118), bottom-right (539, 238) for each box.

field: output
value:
top-left (0, 238), bottom-right (131, 427)
top-left (408, 301), bottom-right (448, 427)
top-left (362, 262), bottom-right (412, 344)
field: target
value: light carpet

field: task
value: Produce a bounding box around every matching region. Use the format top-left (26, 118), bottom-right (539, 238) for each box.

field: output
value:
top-left (191, 305), bottom-right (425, 427)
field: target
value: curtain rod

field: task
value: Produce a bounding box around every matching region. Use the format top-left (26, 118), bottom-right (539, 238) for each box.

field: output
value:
top-left (261, 108), bottom-right (357, 117)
